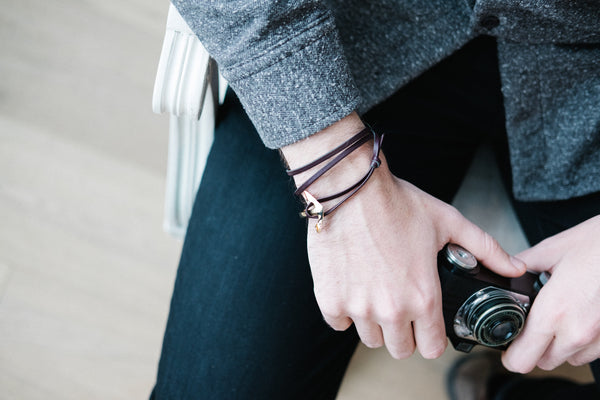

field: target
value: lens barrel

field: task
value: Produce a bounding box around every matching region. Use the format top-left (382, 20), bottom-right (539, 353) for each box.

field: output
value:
top-left (466, 292), bottom-right (526, 347)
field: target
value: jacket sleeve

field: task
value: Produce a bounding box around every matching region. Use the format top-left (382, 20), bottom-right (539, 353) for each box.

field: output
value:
top-left (171, 0), bottom-right (361, 149)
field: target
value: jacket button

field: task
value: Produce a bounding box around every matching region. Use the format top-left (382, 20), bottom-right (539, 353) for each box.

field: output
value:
top-left (480, 15), bottom-right (500, 30)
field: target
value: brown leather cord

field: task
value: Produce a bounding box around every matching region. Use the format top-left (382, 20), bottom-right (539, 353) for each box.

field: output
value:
top-left (286, 126), bottom-right (384, 228)
top-left (292, 133), bottom-right (372, 196)
top-left (286, 127), bottom-right (372, 176)
top-left (318, 132), bottom-right (383, 209)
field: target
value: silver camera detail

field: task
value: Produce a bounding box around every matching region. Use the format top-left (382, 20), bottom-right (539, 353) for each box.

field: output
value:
top-left (453, 287), bottom-right (529, 347)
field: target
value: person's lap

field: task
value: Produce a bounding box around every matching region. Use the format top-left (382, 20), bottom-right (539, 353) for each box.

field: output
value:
top-left (151, 36), bottom-right (599, 399)
top-left (150, 94), bottom-right (361, 399)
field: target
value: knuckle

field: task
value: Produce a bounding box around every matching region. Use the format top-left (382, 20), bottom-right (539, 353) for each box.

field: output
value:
top-left (442, 205), bottom-right (462, 224)
top-left (329, 321), bottom-right (351, 332)
top-left (481, 231), bottom-right (500, 256)
top-left (379, 309), bottom-right (405, 326)
top-left (568, 332), bottom-right (592, 350)
top-left (321, 306), bottom-right (345, 322)
top-left (347, 304), bottom-right (374, 321)
top-left (318, 297), bottom-right (344, 318)
top-left (414, 293), bottom-right (437, 315)
top-left (320, 305), bottom-right (350, 331)
top-left (567, 355), bottom-right (588, 367)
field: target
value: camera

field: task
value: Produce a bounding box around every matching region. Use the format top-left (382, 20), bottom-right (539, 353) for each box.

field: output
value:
top-left (438, 243), bottom-right (549, 353)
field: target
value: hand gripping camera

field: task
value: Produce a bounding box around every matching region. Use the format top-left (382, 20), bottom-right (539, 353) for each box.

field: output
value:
top-left (438, 243), bottom-right (549, 353)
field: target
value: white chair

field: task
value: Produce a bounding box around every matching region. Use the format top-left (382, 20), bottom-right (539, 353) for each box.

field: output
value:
top-left (152, 4), bottom-right (227, 238)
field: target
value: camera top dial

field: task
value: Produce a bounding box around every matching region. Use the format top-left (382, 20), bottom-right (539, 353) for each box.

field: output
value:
top-left (445, 244), bottom-right (479, 274)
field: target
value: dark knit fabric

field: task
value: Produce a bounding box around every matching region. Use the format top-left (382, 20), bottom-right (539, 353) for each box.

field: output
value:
top-left (173, 0), bottom-right (600, 201)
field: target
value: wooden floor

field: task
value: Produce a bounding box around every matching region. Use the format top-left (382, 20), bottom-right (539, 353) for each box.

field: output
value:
top-left (0, 1), bottom-right (593, 399)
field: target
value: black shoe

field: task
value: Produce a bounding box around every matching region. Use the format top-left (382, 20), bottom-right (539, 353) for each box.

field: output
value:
top-left (446, 351), bottom-right (595, 400)
top-left (446, 351), bottom-right (517, 400)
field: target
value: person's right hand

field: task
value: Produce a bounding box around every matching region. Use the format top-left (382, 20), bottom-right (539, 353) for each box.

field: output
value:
top-left (282, 114), bottom-right (526, 359)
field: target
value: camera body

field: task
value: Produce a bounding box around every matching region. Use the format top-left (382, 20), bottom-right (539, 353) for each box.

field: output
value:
top-left (438, 244), bottom-right (548, 353)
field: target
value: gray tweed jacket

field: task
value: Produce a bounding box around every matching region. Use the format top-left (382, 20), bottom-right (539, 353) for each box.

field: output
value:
top-left (173, 0), bottom-right (600, 201)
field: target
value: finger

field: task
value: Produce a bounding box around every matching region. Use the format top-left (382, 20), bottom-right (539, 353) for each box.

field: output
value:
top-left (354, 319), bottom-right (385, 349)
top-left (536, 338), bottom-right (571, 371)
top-left (502, 321), bottom-right (554, 373)
top-left (515, 240), bottom-right (561, 273)
top-left (411, 283), bottom-right (447, 359)
top-left (380, 318), bottom-right (416, 359)
top-left (413, 314), bottom-right (447, 359)
top-left (516, 221), bottom-right (586, 272)
top-left (448, 212), bottom-right (526, 277)
top-left (538, 327), bottom-right (600, 369)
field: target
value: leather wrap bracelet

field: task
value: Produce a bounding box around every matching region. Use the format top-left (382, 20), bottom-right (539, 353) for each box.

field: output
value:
top-left (286, 126), bottom-right (384, 232)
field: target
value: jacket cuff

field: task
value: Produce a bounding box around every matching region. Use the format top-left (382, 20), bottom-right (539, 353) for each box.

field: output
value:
top-left (224, 17), bottom-right (361, 149)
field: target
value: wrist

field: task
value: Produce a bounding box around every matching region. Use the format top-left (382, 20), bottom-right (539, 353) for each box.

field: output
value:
top-left (281, 112), bottom-right (388, 199)
top-left (281, 112), bottom-right (365, 169)
top-left (282, 114), bottom-right (390, 232)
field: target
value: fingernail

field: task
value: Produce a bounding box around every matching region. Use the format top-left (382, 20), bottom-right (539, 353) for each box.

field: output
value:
top-left (510, 255), bottom-right (526, 272)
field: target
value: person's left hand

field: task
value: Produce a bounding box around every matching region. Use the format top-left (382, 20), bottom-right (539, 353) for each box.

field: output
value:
top-left (502, 215), bottom-right (600, 373)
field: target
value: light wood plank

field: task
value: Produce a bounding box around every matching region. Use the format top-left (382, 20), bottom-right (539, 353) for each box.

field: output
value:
top-left (0, 117), bottom-right (181, 400)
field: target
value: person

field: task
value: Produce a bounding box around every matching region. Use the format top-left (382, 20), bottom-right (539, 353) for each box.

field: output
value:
top-left (150, 1), bottom-right (600, 399)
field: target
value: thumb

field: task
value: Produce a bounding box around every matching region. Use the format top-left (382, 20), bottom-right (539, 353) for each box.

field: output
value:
top-left (449, 216), bottom-right (526, 277)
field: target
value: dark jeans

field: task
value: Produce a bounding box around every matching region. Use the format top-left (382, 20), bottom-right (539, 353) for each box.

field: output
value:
top-left (151, 36), bottom-right (600, 399)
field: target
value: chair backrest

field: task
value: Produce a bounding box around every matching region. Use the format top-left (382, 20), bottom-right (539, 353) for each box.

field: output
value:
top-left (152, 3), bottom-right (227, 238)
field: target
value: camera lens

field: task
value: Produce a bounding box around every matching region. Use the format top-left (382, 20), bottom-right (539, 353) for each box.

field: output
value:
top-left (466, 291), bottom-right (526, 347)
top-left (490, 320), bottom-right (517, 342)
